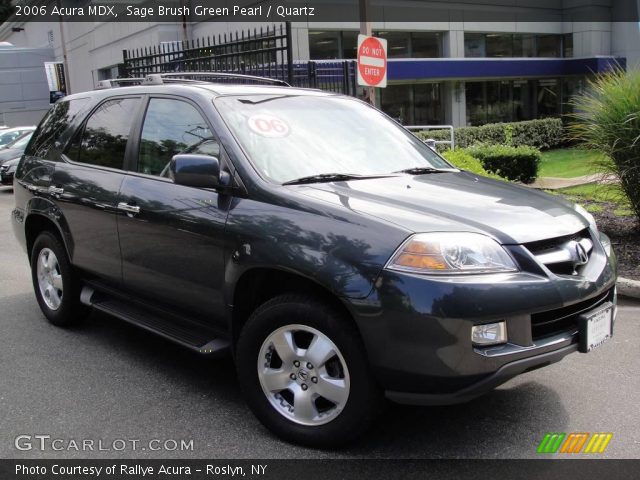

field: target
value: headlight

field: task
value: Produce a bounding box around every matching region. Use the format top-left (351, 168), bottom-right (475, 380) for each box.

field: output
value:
top-left (599, 232), bottom-right (612, 257)
top-left (575, 204), bottom-right (597, 232)
top-left (386, 232), bottom-right (518, 275)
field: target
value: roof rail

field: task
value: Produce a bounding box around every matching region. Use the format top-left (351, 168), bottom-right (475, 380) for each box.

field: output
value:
top-left (95, 78), bottom-right (145, 89)
top-left (143, 72), bottom-right (291, 87)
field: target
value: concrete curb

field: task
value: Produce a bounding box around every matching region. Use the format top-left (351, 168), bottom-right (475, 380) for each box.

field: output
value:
top-left (617, 277), bottom-right (640, 300)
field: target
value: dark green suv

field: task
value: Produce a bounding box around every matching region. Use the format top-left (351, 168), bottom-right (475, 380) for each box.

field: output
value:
top-left (12, 73), bottom-right (617, 447)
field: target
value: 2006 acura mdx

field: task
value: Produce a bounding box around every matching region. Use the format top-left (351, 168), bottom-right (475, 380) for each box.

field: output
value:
top-left (12, 73), bottom-right (617, 447)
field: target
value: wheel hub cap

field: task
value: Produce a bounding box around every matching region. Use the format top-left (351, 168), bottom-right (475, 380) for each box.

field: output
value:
top-left (258, 324), bottom-right (350, 426)
top-left (36, 248), bottom-right (63, 311)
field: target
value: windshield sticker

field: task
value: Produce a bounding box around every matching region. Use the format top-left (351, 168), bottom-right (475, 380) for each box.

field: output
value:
top-left (247, 114), bottom-right (290, 138)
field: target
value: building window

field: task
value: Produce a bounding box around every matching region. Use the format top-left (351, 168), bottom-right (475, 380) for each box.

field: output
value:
top-left (380, 84), bottom-right (412, 124)
top-left (465, 33), bottom-right (565, 58)
top-left (342, 31), bottom-right (359, 59)
top-left (537, 78), bottom-right (560, 117)
top-left (536, 35), bottom-right (562, 57)
top-left (466, 79), bottom-right (565, 126)
top-left (309, 31), bottom-right (341, 59)
top-left (512, 80), bottom-right (534, 121)
top-left (380, 83), bottom-right (443, 125)
top-left (562, 77), bottom-right (584, 114)
top-left (411, 32), bottom-right (442, 58)
top-left (563, 33), bottom-right (574, 58)
top-left (513, 35), bottom-right (536, 57)
top-left (486, 81), bottom-right (512, 123)
top-left (464, 33), bottom-right (485, 58)
top-left (376, 31), bottom-right (410, 58)
top-left (465, 82), bottom-right (485, 125)
top-left (485, 34), bottom-right (513, 57)
top-left (309, 30), bottom-right (442, 60)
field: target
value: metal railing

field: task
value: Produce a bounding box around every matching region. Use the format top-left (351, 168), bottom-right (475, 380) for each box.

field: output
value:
top-left (122, 24), bottom-right (293, 85)
top-left (405, 125), bottom-right (455, 150)
top-left (121, 24), bottom-right (358, 97)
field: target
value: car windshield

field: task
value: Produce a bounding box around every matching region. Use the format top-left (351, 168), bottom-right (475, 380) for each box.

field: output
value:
top-left (7, 132), bottom-right (33, 150)
top-left (215, 94), bottom-right (454, 184)
top-left (0, 130), bottom-right (26, 147)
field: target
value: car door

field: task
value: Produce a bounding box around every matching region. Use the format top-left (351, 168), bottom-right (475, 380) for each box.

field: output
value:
top-left (116, 96), bottom-right (229, 324)
top-left (51, 96), bottom-right (142, 286)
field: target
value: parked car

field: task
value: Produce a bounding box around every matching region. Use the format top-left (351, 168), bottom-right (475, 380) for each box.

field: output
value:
top-left (0, 157), bottom-right (19, 185)
top-left (0, 126), bottom-right (35, 148)
top-left (12, 74), bottom-right (617, 448)
top-left (0, 132), bottom-right (33, 165)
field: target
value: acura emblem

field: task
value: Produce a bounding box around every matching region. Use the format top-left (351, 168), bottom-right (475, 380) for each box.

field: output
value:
top-left (575, 242), bottom-right (589, 265)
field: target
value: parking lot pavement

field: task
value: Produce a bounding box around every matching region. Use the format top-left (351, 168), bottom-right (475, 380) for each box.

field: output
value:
top-left (1, 185), bottom-right (639, 459)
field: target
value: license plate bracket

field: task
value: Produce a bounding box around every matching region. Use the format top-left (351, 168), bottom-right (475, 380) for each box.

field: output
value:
top-left (578, 301), bottom-right (614, 353)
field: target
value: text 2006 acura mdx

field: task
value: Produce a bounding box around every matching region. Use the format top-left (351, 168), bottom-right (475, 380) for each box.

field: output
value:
top-left (12, 74), bottom-right (617, 447)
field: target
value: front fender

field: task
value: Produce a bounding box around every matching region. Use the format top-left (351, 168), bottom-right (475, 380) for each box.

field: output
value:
top-left (222, 197), bottom-right (407, 304)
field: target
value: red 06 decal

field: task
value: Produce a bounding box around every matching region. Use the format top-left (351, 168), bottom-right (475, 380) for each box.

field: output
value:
top-left (248, 114), bottom-right (290, 138)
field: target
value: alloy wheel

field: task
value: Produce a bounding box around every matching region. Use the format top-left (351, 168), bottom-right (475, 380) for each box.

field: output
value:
top-left (257, 324), bottom-right (350, 426)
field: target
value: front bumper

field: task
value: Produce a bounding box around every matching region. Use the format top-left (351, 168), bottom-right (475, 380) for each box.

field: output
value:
top-left (349, 233), bottom-right (617, 405)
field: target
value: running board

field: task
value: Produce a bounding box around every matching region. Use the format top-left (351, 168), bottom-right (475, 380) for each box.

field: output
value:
top-left (80, 285), bottom-right (230, 356)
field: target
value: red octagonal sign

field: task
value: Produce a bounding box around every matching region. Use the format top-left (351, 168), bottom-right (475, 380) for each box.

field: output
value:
top-left (357, 35), bottom-right (388, 88)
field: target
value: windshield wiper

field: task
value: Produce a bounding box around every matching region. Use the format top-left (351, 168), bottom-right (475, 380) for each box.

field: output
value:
top-left (283, 173), bottom-right (383, 185)
top-left (393, 167), bottom-right (444, 175)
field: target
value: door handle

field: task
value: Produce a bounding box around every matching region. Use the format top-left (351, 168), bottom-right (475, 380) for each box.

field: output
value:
top-left (48, 186), bottom-right (64, 195)
top-left (117, 202), bottom-right (141, 214)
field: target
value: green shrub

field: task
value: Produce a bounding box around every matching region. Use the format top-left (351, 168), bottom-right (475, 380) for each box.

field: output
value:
top-left (568, 68), bottom-right (640, 221)
top-left (416, 118), bottom-right (563, 150)
top-left (441, 149), bottom-right (503, 180)
top-left (510, 118), bottom-right (563, 149)
top-left (466, 144), bottom-right (541, 184)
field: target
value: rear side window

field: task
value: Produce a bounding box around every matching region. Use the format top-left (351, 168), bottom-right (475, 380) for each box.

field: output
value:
top-left (138, 98), bottom-right (218, 177)
top-left (26, 98), bottom-right (88, 159)
top-left (67, 97), bottom-right (140, 170)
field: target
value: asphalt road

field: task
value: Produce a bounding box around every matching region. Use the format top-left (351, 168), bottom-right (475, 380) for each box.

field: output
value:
top-left (0, 185), bottom-right (638, 459)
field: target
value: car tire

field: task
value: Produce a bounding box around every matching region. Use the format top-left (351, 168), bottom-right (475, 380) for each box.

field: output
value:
top-left (30, 231), bottom-right (88, 327)
top-left (236, 294), bottom-right (382, 448)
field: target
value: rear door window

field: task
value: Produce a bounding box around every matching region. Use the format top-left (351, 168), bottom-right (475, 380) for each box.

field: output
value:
top-left (67, 97), bottom-right (140, 170)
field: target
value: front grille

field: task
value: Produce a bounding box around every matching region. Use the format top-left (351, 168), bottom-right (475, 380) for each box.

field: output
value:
top-left (530, 288), bottom-right (612, 339)
top-left (524, 228), bottom-right (594, 276)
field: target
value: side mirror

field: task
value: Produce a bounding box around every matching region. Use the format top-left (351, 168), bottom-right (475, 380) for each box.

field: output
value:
top-left (170, 154), bottom-right (229, 188)
top-left (423, 138), bottom-right (437, 150)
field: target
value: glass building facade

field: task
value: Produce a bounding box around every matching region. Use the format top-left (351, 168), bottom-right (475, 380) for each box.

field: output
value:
top-left (464, 76), bottom-right (587, 125)
top-left (309, 30), bottom-right (443, 60)
top-left (308, 29), bottom-right (608, 127)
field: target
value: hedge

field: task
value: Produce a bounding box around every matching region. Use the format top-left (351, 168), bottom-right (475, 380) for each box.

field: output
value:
top-left (465, 144), bottom-right (541, 184)
top-left (417, 118), bottom-right (563, 151)
top-left (441, 149), bottom-right (503, 180)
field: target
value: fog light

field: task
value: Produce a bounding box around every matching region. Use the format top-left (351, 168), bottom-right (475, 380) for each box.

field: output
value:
top-left (472, 321), bottom-right (507, 346)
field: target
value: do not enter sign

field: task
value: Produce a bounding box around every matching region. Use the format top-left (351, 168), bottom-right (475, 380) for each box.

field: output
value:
top-left (357, 34), bottom-right (388, 88)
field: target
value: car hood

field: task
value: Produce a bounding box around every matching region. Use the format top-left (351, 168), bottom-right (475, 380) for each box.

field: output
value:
top-left (295, 171), bottom-right (588, 244)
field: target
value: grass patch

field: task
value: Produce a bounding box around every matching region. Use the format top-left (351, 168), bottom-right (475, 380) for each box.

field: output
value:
top-left (555, 183), bottom-right (634, 218)
top-left (614, 207), bottom-right (635, 217)
top-left (538, 148), bottom-right (608, 178)
top-left (558, 183), bottom-right (629, 205)
top-left (585, 204), bottom-right (604, 213)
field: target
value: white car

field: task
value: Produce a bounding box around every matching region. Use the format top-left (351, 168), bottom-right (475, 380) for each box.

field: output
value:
top-left (0, 126), bottom-right (35, 148)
